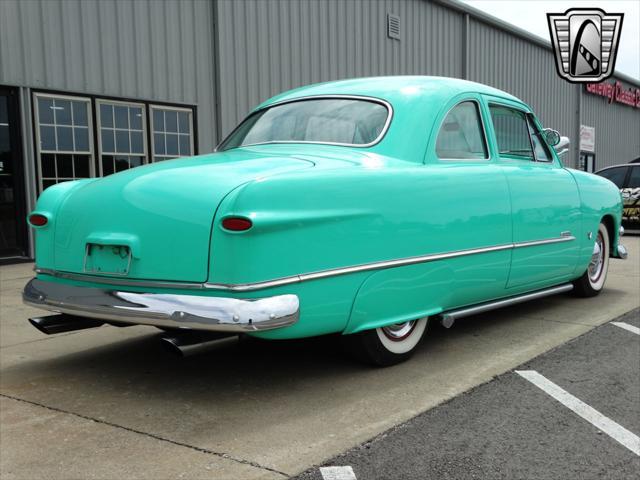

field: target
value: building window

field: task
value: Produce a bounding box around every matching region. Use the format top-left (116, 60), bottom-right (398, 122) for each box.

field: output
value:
top-left (34, 93), bottom-right (94, 191)
top-left (33, 92), bottom-right (196, 192)
top-left (97, 100), bottom-right (147, 175)
top-left (151, 106), bottom-right (193, 162)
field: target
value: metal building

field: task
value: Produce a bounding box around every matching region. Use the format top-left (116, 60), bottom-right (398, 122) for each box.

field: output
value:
top-left (1, 0), bottom-right (638, 262)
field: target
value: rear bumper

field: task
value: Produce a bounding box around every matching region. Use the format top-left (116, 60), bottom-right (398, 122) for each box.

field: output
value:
top-left (23, 278), bottom-right (299, 332)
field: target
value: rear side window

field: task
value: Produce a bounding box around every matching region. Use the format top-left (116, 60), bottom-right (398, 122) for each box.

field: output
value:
top-left (627, 166), bottom-right (640, 188)
top-left (599, 166), bottom-right (628, 188)
top-left (489, 105), bottom-right (534, 160)
top-left (436, 102), bottom-right (488, 160)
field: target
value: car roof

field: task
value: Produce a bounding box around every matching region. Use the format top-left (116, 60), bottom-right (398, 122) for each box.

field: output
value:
top-left (257, 76), bottom-right (525, 110)
top-left (595, 164), bottom-right (640, 173)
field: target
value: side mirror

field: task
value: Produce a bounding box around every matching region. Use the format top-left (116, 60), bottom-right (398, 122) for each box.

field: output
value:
top-left (542, 128), bottom-right (561, 146)
top-left (554, 136), bottom-right (570, 158)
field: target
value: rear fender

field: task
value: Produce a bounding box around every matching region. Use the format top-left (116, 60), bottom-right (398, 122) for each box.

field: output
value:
top-left (343, 262), bottom-right (449, 335)
top-left (31, 179), bottom-right (97, 269)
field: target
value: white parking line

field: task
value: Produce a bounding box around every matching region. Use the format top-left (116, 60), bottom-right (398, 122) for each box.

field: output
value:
top-left (320, 466), bottom-right (357, 480)
top-left (611, 322), bottom-right (640, 336)
top-left (516, 370), bottom-right (640, 456)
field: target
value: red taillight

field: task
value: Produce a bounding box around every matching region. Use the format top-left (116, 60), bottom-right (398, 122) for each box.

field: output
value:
top-left (28, 214), bottom-right (48, 227)
top-left (222, 217), bottom-right (252, 231)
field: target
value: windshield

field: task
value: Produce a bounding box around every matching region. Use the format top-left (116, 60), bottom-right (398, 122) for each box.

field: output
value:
top-left (218, 98), bottom-right (390, 151)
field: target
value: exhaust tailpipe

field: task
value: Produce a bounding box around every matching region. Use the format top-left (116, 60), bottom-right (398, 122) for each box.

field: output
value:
top-left (160, 331), bottom-right (237, 357)
top-left (29, 314), bottom-right (104, 335)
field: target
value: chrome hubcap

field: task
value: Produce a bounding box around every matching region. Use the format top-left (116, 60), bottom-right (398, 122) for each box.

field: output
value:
top-left (382, 320), bottom-right (417, 341)
top-left (588, 233), bottom-right (604, 283)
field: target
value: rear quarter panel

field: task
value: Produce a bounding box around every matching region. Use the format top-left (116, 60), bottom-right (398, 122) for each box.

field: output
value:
top-left (30, 179), bottom-right (97, 269)
top-left (211, 156), bottom-right (513, 338)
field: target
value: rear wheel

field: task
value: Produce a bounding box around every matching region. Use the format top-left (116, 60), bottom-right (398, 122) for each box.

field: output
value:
top-left (343, 317), bottom-right (428, 366)
top-left (572, 222), bottom-right (610, 297)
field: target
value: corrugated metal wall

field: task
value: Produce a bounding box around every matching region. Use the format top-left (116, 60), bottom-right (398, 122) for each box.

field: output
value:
top-left (1, 0), bottom-right (638, 177)
top-left (466, 18), bottom-right (580, 165)
top-left (214, 0), bottom-right (639, 170)
top-left (582, 77), bottom-right (640, 167)
top-left (216, 0), bottom-right (464, 136)
top-left (2, 0), bottom-right (636, 164)
top-left (0, 0), bottom-right (218, 153)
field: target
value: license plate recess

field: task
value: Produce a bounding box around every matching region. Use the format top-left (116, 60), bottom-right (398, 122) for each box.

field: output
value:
top-left (84, 244), bottom-right (132, 276)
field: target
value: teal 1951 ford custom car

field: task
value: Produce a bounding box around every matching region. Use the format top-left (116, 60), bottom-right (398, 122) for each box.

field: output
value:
top-left (24, 77), bottom-right (628, 366)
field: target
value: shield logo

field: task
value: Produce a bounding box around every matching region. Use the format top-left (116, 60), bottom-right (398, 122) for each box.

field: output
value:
top-left (547, 8), bottom-right (624, 83)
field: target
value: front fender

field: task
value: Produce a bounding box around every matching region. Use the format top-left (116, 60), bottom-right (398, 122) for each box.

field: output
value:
top-left (568, 168), bottom-right (624, 267)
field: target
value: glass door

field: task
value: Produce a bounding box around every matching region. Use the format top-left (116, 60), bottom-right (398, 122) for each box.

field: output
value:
top-left (0, 87), bottom-right (28, 260)
top-left (579, 151), bottom-right (596, 173)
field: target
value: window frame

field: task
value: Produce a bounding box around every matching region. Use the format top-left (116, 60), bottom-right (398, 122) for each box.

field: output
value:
top-left (216, 95), bottom-right (394, 151)
top-left (488, 102), bottom-right (537, 162)
top-left (31, 88), bottom-right (198, 191)
top-left (32, 92), bottom-right (95, 192)
top-left (434, 99), bottom-right (490, 161)
top-left (150, 104), bottom-right (195, 162)
top-left (96, 99), bottom-right (148, 176)
top-left (525, 113), bottom-right (554, 163)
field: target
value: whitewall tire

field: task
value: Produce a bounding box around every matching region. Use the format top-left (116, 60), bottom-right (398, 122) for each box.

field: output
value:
top-left (573, 222), bottom-right (610, 297)
top-left (344, 317), bottom-right (429, 366)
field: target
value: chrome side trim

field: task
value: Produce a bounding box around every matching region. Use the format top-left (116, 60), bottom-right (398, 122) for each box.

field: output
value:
top-left (23, 278), bottom-right (299, 333)
top-left (35, 235), bottom-right (576, 292)
top-left (440, 283), bottom-right (574, 321)
top-left (34, 268), bottom-right (207, 290)
top-left (511, 235), bottom-right (575, 249)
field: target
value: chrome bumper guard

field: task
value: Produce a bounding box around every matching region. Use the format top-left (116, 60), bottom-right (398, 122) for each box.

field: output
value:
top-left (616, 244), bottom-right (628, 260)
top-left (615, 226), bottom-right (628, 259)
top-left (23, 278), bottom-right (299, 332)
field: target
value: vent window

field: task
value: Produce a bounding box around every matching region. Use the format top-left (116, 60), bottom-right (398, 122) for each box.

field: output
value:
top-left (387, 13), bottom-right (400, 40)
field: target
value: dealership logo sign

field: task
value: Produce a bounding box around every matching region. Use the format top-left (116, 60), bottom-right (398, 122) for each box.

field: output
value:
top-left (585, 81), bottom-right (640, 109)
top-left (547, 8), bottom-right (623, 83)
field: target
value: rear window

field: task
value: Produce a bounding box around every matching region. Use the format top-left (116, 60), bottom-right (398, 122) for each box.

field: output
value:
top-left (218, 98), bottom-right (390, 150)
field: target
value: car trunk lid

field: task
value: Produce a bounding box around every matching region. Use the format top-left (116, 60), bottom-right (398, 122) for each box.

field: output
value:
top-left (52, 151), bottom-right (312, 282)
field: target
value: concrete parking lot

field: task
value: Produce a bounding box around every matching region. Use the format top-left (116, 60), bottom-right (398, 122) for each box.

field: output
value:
top-left (296, 308), bottom-right (640, 480)
top-left (1, 237), bottom-right (638, 479)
